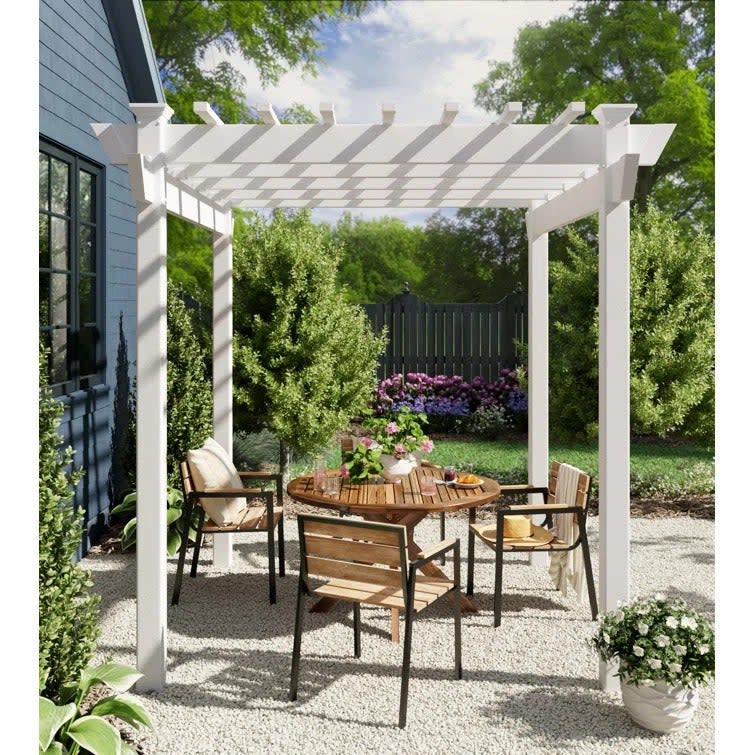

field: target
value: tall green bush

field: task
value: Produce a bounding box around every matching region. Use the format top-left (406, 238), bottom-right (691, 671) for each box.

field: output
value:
top-left (166, 281), bottom-right (214, 486)
top-left (233, 209), bottom-right (386, 475)
top-left (39, 345), bottom-right (100, 699)
top-left (550, 203), bottom-right (714, 443)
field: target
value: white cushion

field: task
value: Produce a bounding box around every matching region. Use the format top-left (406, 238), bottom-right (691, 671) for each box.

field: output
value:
top-left (187, 438), bottom-right (246, 526)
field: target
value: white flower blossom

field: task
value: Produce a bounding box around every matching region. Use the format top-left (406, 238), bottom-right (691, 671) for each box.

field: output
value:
top-left (637, 622), bottom-right (649, 636)
top-left (615, 609), bottom-right (625, 622)
top-left (655, 634), bottom-right (670, 648)
top-left (666, 616), bottom-right (679, 629)
top-left (635, 605), bottom-right (649, 615)
top-left (699, 644), bottom-right (709, 655)
top-left (648, 658), bottom-right (662, 670)
top-left (654, 592), bottom-right (667, 601)
top-left (680, 616), bottom-right (698, 631)
top-left (603, 632), bottom-right (611, 644)
top-left (633, 645), bottom-right (645, 657)
top-left (669, 663), bottom-right (682, 673)
top-left (674, 644), bottom-right (687, 655)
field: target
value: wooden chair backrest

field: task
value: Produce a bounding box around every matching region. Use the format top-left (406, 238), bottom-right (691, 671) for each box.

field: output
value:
top-left (180, 460), bottom-right (197, 501)
top-left (546, 461), bottom-right (591, 511)
top-left (298, 515), bottom-right (409, 600)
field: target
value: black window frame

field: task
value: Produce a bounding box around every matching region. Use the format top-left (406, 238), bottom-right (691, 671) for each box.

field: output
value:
top-left (39, 139), bottom-right (105, 396)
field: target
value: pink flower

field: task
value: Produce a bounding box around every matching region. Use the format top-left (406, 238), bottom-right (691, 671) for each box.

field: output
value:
top-left (385, 422), bottom-right (399, 435)
top-left (421, 439), bottom-right (434, 453)
top-left (338, 465), bottom-right (348, 478)
top-left (360, 436), bottom-right (377, 449)
top-left (394, 443), bottom-right (406, 456)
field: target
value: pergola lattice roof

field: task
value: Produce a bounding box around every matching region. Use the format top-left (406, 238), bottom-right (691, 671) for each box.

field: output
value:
top-left (94, 101), bottom-right (673, 223)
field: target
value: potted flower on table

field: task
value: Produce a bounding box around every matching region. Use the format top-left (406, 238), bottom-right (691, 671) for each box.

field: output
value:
top-left (591, 594), bottom-right (714, 734)
top-left (364, 407), bottom-right (434, 483)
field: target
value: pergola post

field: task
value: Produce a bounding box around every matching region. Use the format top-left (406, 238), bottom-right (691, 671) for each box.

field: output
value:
top-left (130, 103), bottom-right (174, 692)
top-left (595, 104), bottom-right (635, 691)
top-left (526, 223), bottom-right (549, 566)
top-left (212, 216), bottom-right (235, 568)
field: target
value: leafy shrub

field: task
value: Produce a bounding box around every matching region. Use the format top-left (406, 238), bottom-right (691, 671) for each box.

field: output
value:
top-left (167, 281), bottom-right (214, 487)
top-left (463, 404), bottom-right (515, 439)
top-left (39, 345), bottom-right (100, 699)
top-left (550, 203), bottom-right (714, 443)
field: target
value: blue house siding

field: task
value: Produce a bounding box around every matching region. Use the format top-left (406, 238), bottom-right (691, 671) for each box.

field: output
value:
top-left (40, 0), bottom-right (140, 551)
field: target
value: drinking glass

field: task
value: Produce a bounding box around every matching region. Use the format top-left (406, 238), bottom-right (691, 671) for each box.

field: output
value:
top-left (443, 465), bottom-right (457, 482)
top-left (420, 473), bottom-right (437, 496)
top-left (313, 457), bottom-right (327, 492)
top-left (325, 476), bottom-right (340, 497)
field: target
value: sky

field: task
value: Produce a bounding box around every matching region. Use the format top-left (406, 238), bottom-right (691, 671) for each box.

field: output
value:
top-left (204, 0), bottom-right (575, 227)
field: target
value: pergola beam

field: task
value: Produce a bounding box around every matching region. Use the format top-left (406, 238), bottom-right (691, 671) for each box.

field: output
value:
top-left (525, 153), bottom-right (640, 239)
top-left (440, 102), bottom-right (460, 126)
top-left (495, 101), bottom-right (523, 126)
top-left (256, 103), bottom-right (280, 125)
top-left (193, 101), bottom-right (223, 125)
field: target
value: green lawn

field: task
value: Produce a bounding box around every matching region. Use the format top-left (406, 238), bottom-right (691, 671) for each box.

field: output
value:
top-left (429, 437), bottom-right (714, 498)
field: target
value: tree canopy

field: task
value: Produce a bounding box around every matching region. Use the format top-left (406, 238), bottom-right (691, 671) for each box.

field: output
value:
top-left (474, 0), bottom-right (714, 233)
top-left (143, 0), bottom-right (376, 123)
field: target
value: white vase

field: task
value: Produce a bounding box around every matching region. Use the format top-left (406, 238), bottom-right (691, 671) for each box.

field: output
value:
top-left (380, 453), bottom-right (418, 482)
top-left (621, 679), bottom-right (700, 734)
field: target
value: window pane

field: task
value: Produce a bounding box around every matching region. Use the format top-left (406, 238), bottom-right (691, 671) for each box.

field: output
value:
top-left (79, 225), bottom-right (93, 272)
top-left (50, 328), bottom-right (69, 384)
top-left (79, 326), bottom-right (98, 378)
top-left (39, 153), bottom-right (49, 210)
top-left (39, 273), bottom-right (49, 326)
top-left (39, 214), bottom-right (50, 268)
top-left (51, 217), bottom-right (69, 270)
top-left (51, 157), bottom-right (70, 215)
top-left (50, 272), bottom-right (69, 328)
top-left (80, 275), bottom-right (96, 324)
top-left (79, 171), bottom-right (94, 222)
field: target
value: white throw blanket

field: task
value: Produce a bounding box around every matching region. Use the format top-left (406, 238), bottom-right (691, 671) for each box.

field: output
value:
top-left (547, 464), bottom-right (586, 603)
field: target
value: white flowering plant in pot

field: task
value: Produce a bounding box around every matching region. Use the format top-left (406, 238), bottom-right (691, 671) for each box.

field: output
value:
top-left (592, 595), bottom-right (714, 688)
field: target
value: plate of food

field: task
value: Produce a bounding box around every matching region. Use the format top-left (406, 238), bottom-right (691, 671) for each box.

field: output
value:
top-left (451, 474), bottom-right (483, 488)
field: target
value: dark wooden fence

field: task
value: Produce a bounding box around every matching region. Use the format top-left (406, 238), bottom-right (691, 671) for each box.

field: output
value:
top-left (362, 290), bottom-right (527, 382)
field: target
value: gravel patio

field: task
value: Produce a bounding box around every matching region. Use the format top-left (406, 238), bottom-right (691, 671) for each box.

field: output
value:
top-left (84, 514), bottom-right (714, 754)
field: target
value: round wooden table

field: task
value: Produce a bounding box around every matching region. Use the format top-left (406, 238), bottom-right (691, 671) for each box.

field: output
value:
top-left (287, 466), bottom-right (501, 642)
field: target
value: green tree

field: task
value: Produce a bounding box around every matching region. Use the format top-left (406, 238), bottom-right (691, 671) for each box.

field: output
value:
top-left (39, 345), bottom-right (99, 699)
top-left (144, 0), bottom-right (377, 123)
top-left (233, 209), bottom-right (386, 477)
top-left (332, 213), bottom-right (425, 302)
top-left (474, 0), bottom-right (714, 233)
top-left (166, 281), bottom-right (215, 486)
top-left (549, 204), bottom-right (714, 443)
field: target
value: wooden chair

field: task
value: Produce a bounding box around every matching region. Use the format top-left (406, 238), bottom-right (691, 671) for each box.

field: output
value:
top-left (340, 437), bottom-right (447, 561)
top-left (172, 461), bottom-right (285, 605)
top-left (466, 461), bottom-right (598, 627)
top-left (289, 514), bottom-right (462, 728)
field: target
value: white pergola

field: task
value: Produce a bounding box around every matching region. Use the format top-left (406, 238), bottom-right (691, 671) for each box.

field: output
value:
top-left (92, 100), bottom-right (674, 694)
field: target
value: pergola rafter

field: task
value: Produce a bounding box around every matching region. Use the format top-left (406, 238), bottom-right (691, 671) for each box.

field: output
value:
top-left (92, 100), bottom-right (674, 696)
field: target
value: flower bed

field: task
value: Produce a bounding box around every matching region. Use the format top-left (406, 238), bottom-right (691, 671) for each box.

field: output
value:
top-left (374, 369), bottom-right (527, 433)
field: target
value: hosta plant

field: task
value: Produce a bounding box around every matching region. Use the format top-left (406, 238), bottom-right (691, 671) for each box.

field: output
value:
top-left (592, 595), bottom-right (714, 689)
top-left (39, 662), bottom-right (153, 755)
top-left (112, 487), bottom-right (195, 556)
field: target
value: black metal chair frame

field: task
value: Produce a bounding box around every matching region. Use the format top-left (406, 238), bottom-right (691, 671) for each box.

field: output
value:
top-left (289, 514), bottom-right (462, 729)
top-left (172, 467), bottom-right (285, 606)
top-left (466, 481), bottom-right (598, 627)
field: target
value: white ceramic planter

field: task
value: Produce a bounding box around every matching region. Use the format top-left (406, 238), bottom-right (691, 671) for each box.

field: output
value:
top-left (380, 453), bottom-right (419, 482)
top-left (621, 680), bottom-right (700, 734)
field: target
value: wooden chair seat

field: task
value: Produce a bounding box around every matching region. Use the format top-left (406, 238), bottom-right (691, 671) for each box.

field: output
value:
top-left (313, 575), bottom-right (454, 612)
top-left (469, 522), bottom-right (568, 551)
top-left (200, 505), bottom-right (284, 533)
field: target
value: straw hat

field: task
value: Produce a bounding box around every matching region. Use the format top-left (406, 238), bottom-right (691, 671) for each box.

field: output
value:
top-left (479, 515), bottom-right (555, 547)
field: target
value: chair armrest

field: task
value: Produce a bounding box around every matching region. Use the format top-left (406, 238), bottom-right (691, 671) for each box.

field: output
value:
top-left (499, 484), bottom-right (549, 496)
top-left (411, 538), bottom-right (458, 569)
top-left (193, 488), bottom-right (273, 499)
top-left (504, 503), bottom-right (578, 514)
